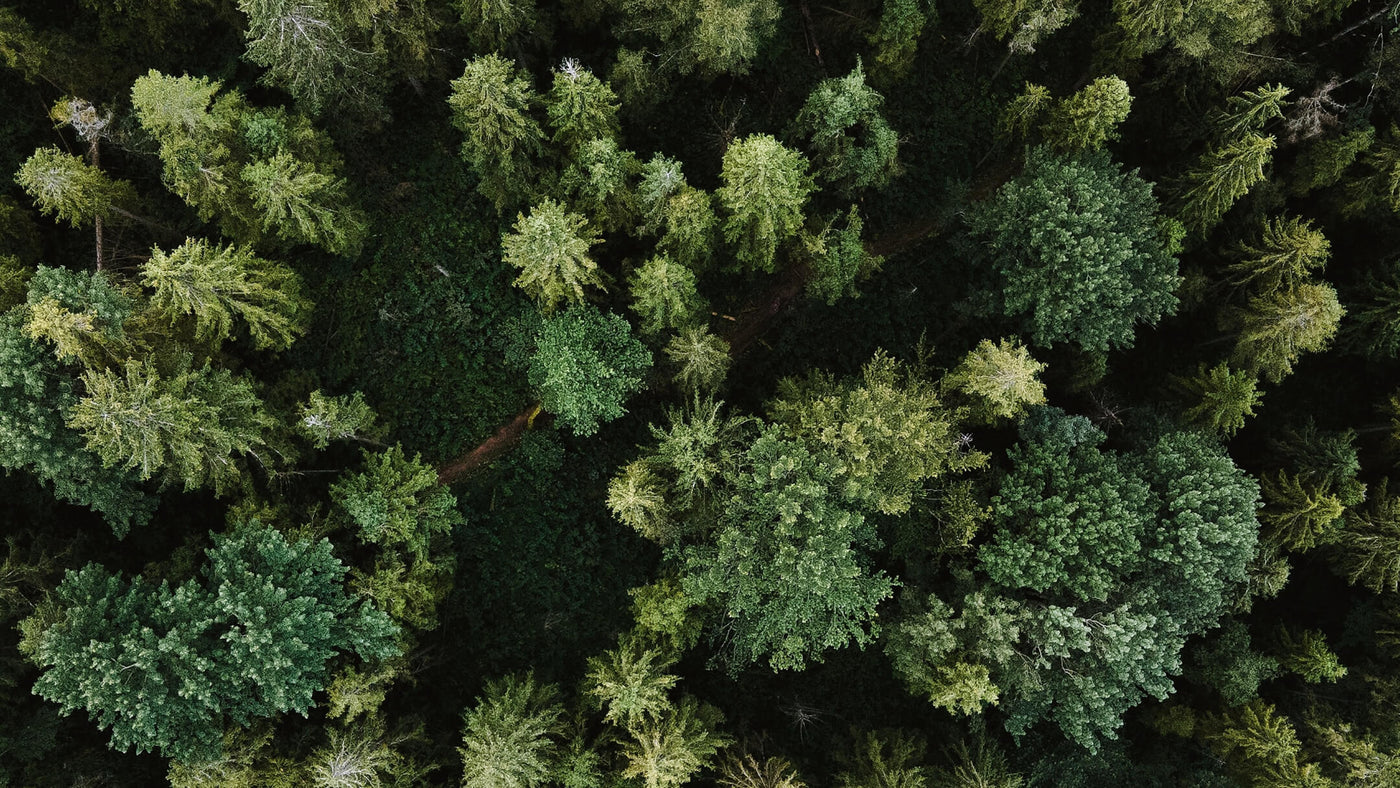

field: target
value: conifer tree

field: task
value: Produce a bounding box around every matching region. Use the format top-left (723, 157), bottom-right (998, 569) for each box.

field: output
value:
top-left (21, 265), bottom-right (136, 369)
top-left (297, 390), bottom-right (384, 449)
top-left (835, 729), bottom-right (928, 788)
top-left (1225, 216), bottom-right (1330, 291)
top-left (1042, 76), bottom-right (1132, 153)
top-left (330, 445), bottom-right (458, 558)
top-left (1175, 133), bottom-right (1275, 235)
top-left (1276, 628), bottom-right (1346, 683)
top-left (142, 238), bottom-right (309, 351)
top-left (868, 0), bottom-right (935, 79)
top-left (15, 147), bottom-right (136, 230)
top-left (458, 674), bottom-right (563, 788)
top-left (999, 82), bottom-right (1052, 141)
top-left (240, 151), bottom-right (365, 256)
top-left (1228, 282), bottom-right (1343, 384)
top-left (942, 338), bottom-right (1047, 424)
top-left (628, 255), bottom-right (706, 335)
top-left (585, 640), bottom-right (679, 729)
top-left (502, 198), bottom-right (604, 312)
top-left (717, 135), bottom-right (814, 274)
top-left (558, 137), bottom-right (638, 233)
top-left (447, 54), bottom-right (546, 210)
top-left (664, 327), bottom-right (731, 393)
top-left (620, 696), bottom-right (731, 788)
top-left (22, 524), bottom-right (399, 761)
top-left (1172, 362), bottom-right (1262, 436)
top-left (608, 460), bottom-right (674, 542)
top-left (1343, 258), bottom-right (1400, 359)
top-left (1260, 471), bottom-right (1345, 552)
top-left (239, 0), bottom-right (379, 116)
top-left (1333, 481), bottom-right (1400, 594)
top-left (637, 155), bottom-right (719, 270)
top-left (546, 59), bottom-right (621, 151)
top-left (68, 359), bottom-right (274, 494)
top-left (456, 0), bottom-right (538, 51)
top-left (720, 753), bottom-right (806, 788)
top-left (971, 147), bottom-right (1179, 351)
top-left (791, 61), bottom-right (900, 195)
top-left (526, 305), bottom-right (652, 435)
top-left (805, 207), bottom-right (882, 305)
top-left (1211, 84), bottom-right (1291, 138)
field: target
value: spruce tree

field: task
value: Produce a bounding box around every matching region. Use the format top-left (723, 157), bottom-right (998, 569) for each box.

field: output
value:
top-left (448, 54), bottom-right (545, 211)
top-left (717, 135), bottom-right (814, 274)
top-left (1175, 133), bottom-right (1276, 235)
top-left (1228, 282), bottom-right (1343, 384)
top-left (502, 198), bottom-right (604, 312)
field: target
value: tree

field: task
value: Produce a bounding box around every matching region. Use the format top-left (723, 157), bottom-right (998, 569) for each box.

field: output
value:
top-left (240, 151), bottom-right (365, 255)
top-left (836, 729), bottom-right (927, 788)
top-left (15, 147), bottom-right (136, 229)
top-left (975, 0), bottom-right (1077, 53)
top-left (868, 0), bottom-right (936, 79)
top-left (1112, 0), bottom-right (1274, 79)
top-left (448, 54), bottom-right (545, 210)
top-left (526, 305), bottom-right (652, 435)
top-left (608, 460), bottom-right (674, 542)
top-left (68, 359), bottom-right (274, 495)
top-left (637, 155), bottom-right (719, 270)
top-left (1042, 76), bottom-right (1132, 153)
top-left (558, 137), bottom-right (639, 233)
top-left (1228, 283), bottom-right (1343, 384)
top-left (790, 61), bottom-right (900, 195)
top-left (1211, 84), bottom-right (1292, 139)
top-left (664, 327), bottom-right (731, 393)
top-left (20, 264), bottom-right (136, 368)
top-left (456, 0), bottom-right (538, 51)
top-left (1333, 480), bottom-right (1400, 593)
top-left (1259, 471), bottom-right (1344, 552)
top-left (628, 255), bottom-right (706, 335)
top-left (1342, 258), bottom-right (1400, 358)
top-left (1225, 216), bottom-right (1330, 291)
top-left (1190, 619), bottom-right (1279, 706)
top-left (585, 640), bottom-right (679, 730)
top-left (545, 60), bottom-right (621, 151)
top-left (0, 313), bottom-right (153, 534)
top-left (141, 238), bottom-right (310, 351)
top-left (297, 390), bottom-right (385, 449)
top-left (717, 135), bottom-right (814, 274)
top-left (239, 0), bottom-right (379, 116)
top-left (330, 445), bottom-right (458, 558)
top-left (805, 207), bottom-right (882, 305)
top-left (767, 351), bottom-right (984, 515)
top-left (22, 524), bottom-right (399, 761)
top-left (1173, 362), bottom-right (1262, 436)
top-left (720, 753), bottom-right (806, 788)
top-left (620, 696), bottom-right (731, 788)
top-left (1174, 134), bottom-right (1276, 235)
top-left (502, 198), bottom-right (604, 312)
top-left (459, 674), bottom-right (563, 788)
top-left (942, 338), bottom-right (1047, 424)
top-left (1276, 628), bottom-right (1346, 683)
top-left (970, 147), bottom-right (1180, 351)
top-left (681, 427), bottom-right (894, 672)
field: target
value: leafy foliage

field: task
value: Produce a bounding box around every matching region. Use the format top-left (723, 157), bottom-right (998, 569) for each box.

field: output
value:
top-left (526, 305), bottom-right (652, 435)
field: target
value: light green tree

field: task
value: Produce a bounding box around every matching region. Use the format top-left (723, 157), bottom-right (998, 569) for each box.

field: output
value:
top-left (942, 338), bottom-right (1047, 424)
top-left (141, 238), bottom-right (310, 350)
top-left (447, 54), bottom-right (546, 211)
top-left (836, 730), bottom-right (927, 788)
top-left (717, 134), bottom-right (814, 274)
top-left (585, 639), bottom-right (679, 730)
top-left (620, 696), bottom-right (732, 788)
top-left (15, 147), bottom-right (136, 229)
top-left (790, 61), bottom-right (900, 195)
top-left (1260, 471), bottom-right (1344, 552)
top-left (240, 151), bottom-right (365, 256)
top-left (628, 255), bottom-right (706, 335)
top-left (502, 198), bottom-right (604, 312)
top-left (330, 445), bottom-right (458, 558)
top-left (1225, 216), bottom-right (1330, 290)
top-left (1228, 282), bottom-right (1344, 384)
top-left (664, 327), bottom-right (731, 393)
top-left (1175, 133), bottom-right (1276, 235)
top-left (975, 0), bottom-right (1077, 53)
top-left (1042, 76), bottom-right (1132, 153)
top-left (298, 390), bottom-right (385, 449)
top-left (459, 674), bottom-right (563, 788)
top-left (456, 0), bottom-right (537, 50)
top-left (239, 0), bottom-right (379, 116)
top-left (1211, 84), bottom-right (1292, 138)
top-left (546, 59), bottom-right (621, 151)
top-left (68, 359), bottom-right (274, 494)
top-left (1172, 362), bottom-right (1262, 436)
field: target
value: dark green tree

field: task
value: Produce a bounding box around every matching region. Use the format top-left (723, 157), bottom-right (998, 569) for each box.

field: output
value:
top-left (970, 147), bottom-right (1180, 351)
top-left (527, 305), bottom-right (652, 435)
top-left (21, 524), bottom-right (399, 761)
top-left (447, 54), bottom-right (546, 210)
top-left (790, 61), bottom-right (900, 195)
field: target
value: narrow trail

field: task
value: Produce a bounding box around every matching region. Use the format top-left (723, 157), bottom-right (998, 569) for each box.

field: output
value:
top-left (435, 157), bottom-right (1020, 481)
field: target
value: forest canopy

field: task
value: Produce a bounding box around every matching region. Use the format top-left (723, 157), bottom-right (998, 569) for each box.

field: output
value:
top-left (1, 0), bottom-right (1400, 786)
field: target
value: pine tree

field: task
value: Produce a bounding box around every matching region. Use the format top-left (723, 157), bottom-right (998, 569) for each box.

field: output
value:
top-left (20, 264), bottom-right (136, 368)
top-left (502, 198), bottom-right (604, 312)
top-left (836, 730), bottom-right (927, 788)
top-left (448, 54), bottom-right (545, 211)
top-left (942, 338), bottom-right (1047, 424)
top-left (628, 255), bottom-right (706, 335)
top-left (240, 151), bottom-right (365, 255)
top-left (141, 238), bottom-right (310, 351)
top-left (1228, 282), bottom-right (1344, 384)
top-left (620, 696), bottom-right (731, 788)
top-left (330, 445), bottom-right (458, 558)
top-left (1343, 258), bottom-right (1400, 358)
top-left (664, 327), bottom-right (731, 393)
top-left (805, 207), bottom-right (882, 305)
top-left (975, 0), bottom-right (1077, 53)
top-left (455, 0), bottom-right (538, 51)
top-left (1225, 216), bottom-right (1330, 291)
top-left (717, 135), bottom-right (814, 274)
top-left (585, 639), bottom-right (679, 730)
top-left (1042, 76), bottom-right (1133, 153)
top-left (719, 753), bottom-right (806, 788)
top-left (545, 59), bottom-right (621, 151)
top-left (1175, 133), bottom-right (1276, 235)
top-left (999, 82), bottom-right (1052, 141)
top-left (68, 359), bottom-right (274, 494)
top-left (1172, 362), bottom-right (1262, 436)
top-left (1276, 628), bottom-right (1346, 683)
top-left (790, 61), bottom-right (900, 195)
top-left (1260, 471), bottom-right (1345, 552)
top-left (637, 155), bottom-right (718, 270)
top-left (458, 673), bottom-right (564, 788)
top-left (22, 524), bottom-right (399, 761)
top-left (15, 147), bottom-right (136, 229)
top-left (1211, 84), bottom-right (1292, 139)
top-left (558, 137), bottom-right (638, 233)
top-left (607, 460), bottom-right (674, 542)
